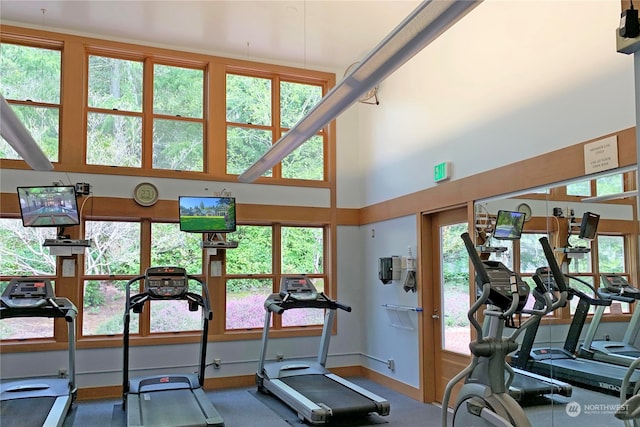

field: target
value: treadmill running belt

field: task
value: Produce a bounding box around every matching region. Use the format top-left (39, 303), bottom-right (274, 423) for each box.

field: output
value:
top-left (0, 396), bottom-right (56, 427)
top-left (131, 389), bottom-right (209, 426)
top-left (509, 373), bottom-right (570, 401)
top-left (280, 375), bottom-right (378, 417)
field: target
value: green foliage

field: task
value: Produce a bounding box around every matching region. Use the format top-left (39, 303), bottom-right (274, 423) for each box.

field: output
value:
top-left (226, 127), bottom-right (272, 176)
top-left (282, 135), bottom-right (323, 180)
top-left (280, 81), bottom-right (322, 128)
top-left (84, 280), bottom-right (106, 308)
top-left (0, 219), bottom-right (56, 276)
top-left (226, 74), bottom-right (272, 125)
top-left (85, 221), bottom-right (141, 275)
top-left (151, 223), bottom-right (203, 274)
top-left (281, 227), bottom-right (323, 274)
top-left (152, 119), bottom-right (203, 171)
top-left (88, 56), bottom-right (143, 111)
top-left (153, 64), bottom-right (203, 118)
top-left (226, 226), bottom-right (273, 274)
top-left (1, 43), bottom-right (61, 103)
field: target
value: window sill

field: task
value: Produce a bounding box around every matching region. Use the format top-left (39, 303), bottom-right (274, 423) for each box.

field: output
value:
top-left (2, 326), bottom-right (324, 352)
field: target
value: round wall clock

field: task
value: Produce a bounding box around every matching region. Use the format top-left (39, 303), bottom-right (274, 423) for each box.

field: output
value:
top-left (516, 203), bottom-right (533, 222)
top-left (133, 182), bottom-right (159, 207)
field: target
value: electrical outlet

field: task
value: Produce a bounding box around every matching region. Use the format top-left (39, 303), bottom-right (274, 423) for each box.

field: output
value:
top-left (387, 359), bottom-right (395, 371)
top-left (213, 358), bottom-right (221, 369)
top-left (276, 353), bottom-right (284, 362)
top-left (58, 369), bottom-right (67, 378)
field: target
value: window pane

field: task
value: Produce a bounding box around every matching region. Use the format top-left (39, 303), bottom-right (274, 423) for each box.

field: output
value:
top-left (154, 64), bottom-right (203, 118)
top-left (152, 119), bottom-right (203, 171)
top-left (226, 278), bottom-right (272, 330)
top-left (520, 233), bottom-right (548, 273)
top-left (596, 173), bottom-right (624, 196)
top-left (565, 241), bottom-right (592, 274)
top-left (84, 221), bottom-right (141, 275)
top-left (88, 56), bottom-right (143, 111)
top-left (151, 223), bottom-right (203, 274)
top-left (281, 134), bottom-right (323, 180)
top-left (281, 278), bottom-right (325, 327)
top-left (0, 104), bottom-right (59, 162)
top-left (568, 275), bottom-right (595, 314)
top-left (150, 299), bottom-right (203, 333)
top-left (598, 235), bottom-right (625, 272)
top-left (281, 227), bottom-right (324, 274)
top-left (280, 81), bottom-right (322, 128)
top-left (0, 219), bottom-right (56, 275)
top-left (83, 279), bottom-right (138, 336)
top-left (566, 180), bottom-right (591, 197)
top-left (226, 226), bottom-right (272, 275)
top-left (87, 112), bottom-right (142, 166)
top-left (0, 280), bottom-right (55, 339)
top-left (485, 242), bottom-right (514, 269)
top-left (0, 43), bottom-right (61, 103)
top-left (226, 74), bottom-right (271, 125)
top-left (226, 126), bottom-right (273, 176)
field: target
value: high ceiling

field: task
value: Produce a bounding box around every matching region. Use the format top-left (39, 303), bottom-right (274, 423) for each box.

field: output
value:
top-left (0, 0), bottom-right (423, 72)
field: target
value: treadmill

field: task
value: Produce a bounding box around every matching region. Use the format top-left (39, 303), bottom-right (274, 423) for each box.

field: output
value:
top-left (512, 267), bottom-right (640, 397)
top-left (578, 273), bottom-right (640, 366)
top-left (0, 277), bottom-right (77, 427)
top-left (256, 276), bottom-right (390, 424)
top-left (122, 267), bottom-right (224, 427)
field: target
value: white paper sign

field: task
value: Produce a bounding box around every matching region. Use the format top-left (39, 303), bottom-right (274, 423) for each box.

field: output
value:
top-left (584, 135), bottom-right (618, 174)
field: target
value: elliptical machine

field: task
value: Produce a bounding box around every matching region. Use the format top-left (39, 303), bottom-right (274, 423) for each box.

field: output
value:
top-left (441, 234), bottom-right (567, 427)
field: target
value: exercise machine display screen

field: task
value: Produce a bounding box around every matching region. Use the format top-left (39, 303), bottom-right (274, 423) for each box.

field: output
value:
top-left (1, 278), bottom-right (54, 308)
top-left (280, 276), bottom-right (318, 301)
top-left (601, 274), bottom-right (640, 297)
top-left (144, 267), bottom-right (188, 298)
top-left (478, 260), bottom-right (530, 312)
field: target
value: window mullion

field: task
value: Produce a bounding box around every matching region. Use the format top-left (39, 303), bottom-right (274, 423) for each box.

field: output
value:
top-left (142, 57), bottom-right (155, 170)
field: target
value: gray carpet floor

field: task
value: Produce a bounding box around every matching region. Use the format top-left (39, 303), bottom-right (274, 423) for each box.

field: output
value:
top-left (57, 377), bottom-right (626, 426)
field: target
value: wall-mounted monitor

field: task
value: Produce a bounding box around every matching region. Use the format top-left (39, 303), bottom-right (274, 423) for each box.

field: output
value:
top-left (578, 211), bottom-right (600, 240)
top-left (179, 196), bottom-right (236, 233)
top-left (492, 210), bottom-right (525, 240)
top-left (17, 186), bottom-right (80, 227)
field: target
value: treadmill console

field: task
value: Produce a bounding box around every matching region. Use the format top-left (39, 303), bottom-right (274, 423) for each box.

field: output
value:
top-left (280, 276), bottom-right (318, 301)
top-left (478, 260), bottom-right (529, 312)
top-left (1, 277), bottom-right (54, 308)
top-left (144, 267), bottom-right (188, 298)
top-left (600, 274), bottom-right (640, 299)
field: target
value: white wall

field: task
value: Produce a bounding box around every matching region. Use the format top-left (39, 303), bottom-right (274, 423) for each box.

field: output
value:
top-left (359, 215), bottom-right (421, 387)
top-left (356, 0), bottom-right (638, 389)
top-left (355, 0), bottom-right (636, 207)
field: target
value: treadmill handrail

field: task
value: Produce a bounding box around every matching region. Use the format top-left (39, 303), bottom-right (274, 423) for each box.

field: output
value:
top-left (122, 269), bottom-right (213, 406)
top-left (597, 287), bottom-right (636, 304)
top-left (264, 291), bottom-right (351, 313)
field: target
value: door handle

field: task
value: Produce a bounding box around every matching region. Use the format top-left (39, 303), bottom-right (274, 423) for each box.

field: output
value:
top-left (432, 314), bottom-right (440, 319)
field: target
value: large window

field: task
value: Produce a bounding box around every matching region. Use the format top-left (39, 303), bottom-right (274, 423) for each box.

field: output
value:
top-left (225, 225), bottom-right (327, 330)
top-left (0, 43), bottom-right (61, 162)
top-left (0, 27), bottom-right (331, 348)
top-left (226, 73), bottom-right (325, 180)
top-left (82, 220), bottom-right (141, 336)
top-left (0, 218), bottom-right (58, 339)
top-left (87, 55), bottom-right (143, 167)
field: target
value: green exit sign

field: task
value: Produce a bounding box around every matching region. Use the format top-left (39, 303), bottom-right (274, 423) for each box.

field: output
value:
top-left (434, 162), bottom-right (450, 183)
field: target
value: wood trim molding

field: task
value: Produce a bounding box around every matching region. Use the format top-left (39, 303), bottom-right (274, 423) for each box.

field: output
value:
top-left (360, 127), bottom-right (636, 225)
